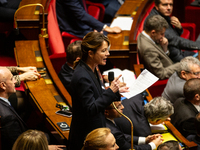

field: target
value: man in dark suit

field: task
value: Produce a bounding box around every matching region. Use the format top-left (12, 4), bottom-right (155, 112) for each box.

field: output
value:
top-left (56, 0), bottom-right (121, 38)
top-left (115, 96), bottom-right (174, 138)
top-left (137, 15), bottom-right (180, 79)
top-left (0, 67), bottom-right (66, 150)
top-left (105, 100), bottom-right (163, 150)
top-left (58, 40), bottom-right (82, 94)
top-left (145, 0), bottom-right (200, 63)
top-left (0, 67), bottom-right (27, 150)
top-left (171, 78), bottom-right (200, 137)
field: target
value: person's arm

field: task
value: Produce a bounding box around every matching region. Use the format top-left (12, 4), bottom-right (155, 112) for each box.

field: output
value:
top-left (62, 0), bottom-right (121, 33)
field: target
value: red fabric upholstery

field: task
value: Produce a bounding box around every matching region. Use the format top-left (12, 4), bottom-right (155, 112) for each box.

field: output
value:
top-left (86, 0), bottom-right (105, 22)
top-left (172, 0), bottom-right (195, 22)
top-left (181, 23), bottom-right (196, 41)
top-left (185, 6), bottom-right (200, 40)
top-left (87, 5), bottom-right (100, 20)
top-left (61, 32), bottom-right (81, 53)
top-left (48, 0), bottom-right (68, 74)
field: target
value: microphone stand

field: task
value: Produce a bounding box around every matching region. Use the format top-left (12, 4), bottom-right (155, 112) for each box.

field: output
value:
top-left (112, 102), bottom-right (135, 150)
top-left (14, 3), bottom-right (48, 38)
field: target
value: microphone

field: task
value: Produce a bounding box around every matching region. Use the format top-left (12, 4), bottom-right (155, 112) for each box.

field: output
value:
top-left (108, 71), bottom-right (114, 86)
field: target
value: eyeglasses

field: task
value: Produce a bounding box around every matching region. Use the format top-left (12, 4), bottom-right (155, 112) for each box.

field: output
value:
top-left (185, 71), bottom-right (200, 76)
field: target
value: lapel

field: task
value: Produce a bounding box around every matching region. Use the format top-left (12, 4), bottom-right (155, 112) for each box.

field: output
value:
top-left (184, 100), bottom-right (199, 114)
top-left (0, 99), bottom-right (27, 128)
top-left (80, 60), bottom-right (103, 95)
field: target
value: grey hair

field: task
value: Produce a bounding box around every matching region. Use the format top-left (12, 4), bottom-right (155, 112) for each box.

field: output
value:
top-left (177, 56), bottom-right (200, 76)
top-left (144, 97), bottom-right (174, 122)
top-left (144, 15), bottom-right (168, 33)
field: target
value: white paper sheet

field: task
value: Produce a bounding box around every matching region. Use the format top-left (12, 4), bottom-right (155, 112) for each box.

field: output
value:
top-left (110, 16), bottom-right (133, 31)
top-left (120, 69), bottom-right (159, 99)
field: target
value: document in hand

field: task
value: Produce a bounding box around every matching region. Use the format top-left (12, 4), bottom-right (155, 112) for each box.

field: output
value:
top-left (120, 69), bottom-right (159, 99)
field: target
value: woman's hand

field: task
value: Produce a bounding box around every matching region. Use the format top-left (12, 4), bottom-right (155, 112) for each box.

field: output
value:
top-left (17, 66), bottom-right (37, 73)
top-left (19, 71), bottom-right (40, 81)
top-left (109, 75), bottom-right (122, 93)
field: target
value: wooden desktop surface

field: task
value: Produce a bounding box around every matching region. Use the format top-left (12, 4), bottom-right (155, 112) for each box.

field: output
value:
top-left (14, 37), bottom-right (71, 140)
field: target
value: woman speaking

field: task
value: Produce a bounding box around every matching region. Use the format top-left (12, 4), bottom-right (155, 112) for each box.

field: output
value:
top-left (68, 32), bottom-right (128, 150)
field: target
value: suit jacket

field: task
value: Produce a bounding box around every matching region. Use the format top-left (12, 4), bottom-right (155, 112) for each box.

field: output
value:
top-left (171, 98), bottom-right (199, 137)
top-left (115, 94), bottom-right (152, 138)
top-left (68, 60), bottom-right (120, 150)
top-left (145, 7), bottom-right (200, 63)
top-left (58, 62), bottom-right (74, 94)
top-left (0, 99), bottom-right (27, 150)
top-left (106, 119), bottom-right (152, 150)
top-left (137, 32), bottom-right (181, 79)
top-left (56, 0), bottom-right (104, 38)
top-left (162, 72), bottom-right (186, 103)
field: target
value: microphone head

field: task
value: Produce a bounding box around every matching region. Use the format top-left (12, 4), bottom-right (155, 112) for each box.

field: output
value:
top-left (108, 71), bottom-right (114, 82)
top-left (14, 28), bottom-right (19, 35)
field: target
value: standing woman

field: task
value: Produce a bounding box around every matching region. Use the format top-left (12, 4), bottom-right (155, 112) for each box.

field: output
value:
top-left (68, 32), bottom-right (126, 150)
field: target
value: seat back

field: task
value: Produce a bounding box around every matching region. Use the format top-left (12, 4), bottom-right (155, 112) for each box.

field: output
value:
top-left (47, 0), bottom-right (67, 74)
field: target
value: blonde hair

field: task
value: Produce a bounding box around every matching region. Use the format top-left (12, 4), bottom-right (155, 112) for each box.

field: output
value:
top-left (82, 128), bottom-right (111, 150)
top-left (12, 130), bottom-right (48, 150)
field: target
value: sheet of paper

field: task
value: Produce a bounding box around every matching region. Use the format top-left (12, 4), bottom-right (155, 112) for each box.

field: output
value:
top-left (120, 69), bottom-right (159, 99)
top-left (110, 17), bottom-right (133, 31)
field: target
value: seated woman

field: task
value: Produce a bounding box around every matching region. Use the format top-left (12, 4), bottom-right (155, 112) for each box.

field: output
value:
top-left (68, 32), bottom-right (128, 150)
top-left (82, 127), bottom-right (119, 150)
top-left (12, 130), bottom-right (49, 150)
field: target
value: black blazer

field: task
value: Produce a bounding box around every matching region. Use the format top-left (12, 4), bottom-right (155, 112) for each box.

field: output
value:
top-left (115, 94), bottom-right (152, 137)
top-left (106, 119), bottom-right (151, 150)
top-left (171, 98), bottom-right (199, 137)
top-left (68, 60), bottom-right (120, 150)
top-left (56, 0), bottom-right (104, 38)
top-left (0, 99), bottom-right (27, 150)
top-left (58, 62), bottom-right (74, 94)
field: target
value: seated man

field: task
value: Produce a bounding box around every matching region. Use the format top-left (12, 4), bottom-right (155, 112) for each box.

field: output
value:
top-left (162, 56), bottom-right (200, 103)
top-left (137, 15), bottom-right (180, 79)
top-left (0, 67), bottom-right (65, 150)
top-left (105, 100), bottom-right (163, 150)
top-left (56, 0), bottom-right (121, 38)
top-left (171, 78), bottom-right (200, 137)
top-left (115, 95), bottom-right (174, 138)
top-left (58, 40), bottom-right (82, 94)
top-left (145, 0), bottom-right (200, 63)
top-left (157, 140), bottom-right (182, 150)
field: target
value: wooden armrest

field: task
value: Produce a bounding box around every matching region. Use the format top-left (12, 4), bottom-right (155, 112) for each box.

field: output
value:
top-left (164, 121), bottom-right (197, 149)
top-left (133, 64), bottom-right (144, 77)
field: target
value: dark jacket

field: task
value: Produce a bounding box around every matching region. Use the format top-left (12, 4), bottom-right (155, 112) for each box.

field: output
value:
top-left (68, 60), bottom-right (120, 150)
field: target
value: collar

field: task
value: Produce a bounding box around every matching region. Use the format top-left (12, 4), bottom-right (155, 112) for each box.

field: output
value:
top-left (193, 103), bottom-right (200, 112)
top-left (0, 96), bottom-right (11, 105)
top-left (142, 31), bottom-right (155, 44)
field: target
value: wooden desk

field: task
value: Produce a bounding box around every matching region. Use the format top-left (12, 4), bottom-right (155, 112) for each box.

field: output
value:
top-left (14, 37), bottom-right (72, 140)
top-left (107, 0), bottom-right (153, 70)
top-left (16, 0), bottom-right (50, 40)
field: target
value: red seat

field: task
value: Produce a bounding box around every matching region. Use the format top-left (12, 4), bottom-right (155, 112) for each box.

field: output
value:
top-left (48, 0), bottom-right (68, 74)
